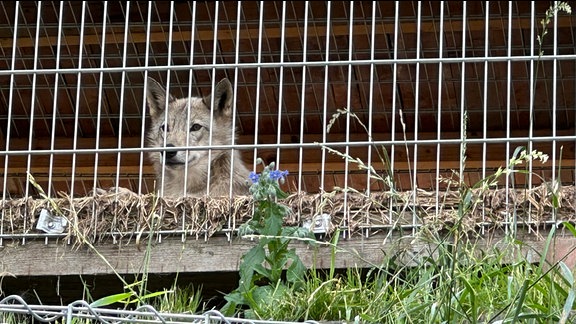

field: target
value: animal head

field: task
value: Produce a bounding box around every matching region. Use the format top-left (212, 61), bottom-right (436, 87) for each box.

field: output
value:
top-left (145, 77), bottom-right (236, 168)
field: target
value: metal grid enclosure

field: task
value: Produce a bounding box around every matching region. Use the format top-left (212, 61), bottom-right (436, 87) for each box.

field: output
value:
top-left (1, 1), bottom-right (575, 242)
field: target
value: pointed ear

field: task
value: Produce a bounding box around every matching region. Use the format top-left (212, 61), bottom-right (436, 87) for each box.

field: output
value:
top-left (204, 78), bottom-right (233, 117)
top-left (146, 77), bottom-right (175, 117)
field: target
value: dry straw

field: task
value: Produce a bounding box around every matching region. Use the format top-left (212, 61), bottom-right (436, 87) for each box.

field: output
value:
top-left (2, 183), bottom-right (574, 246)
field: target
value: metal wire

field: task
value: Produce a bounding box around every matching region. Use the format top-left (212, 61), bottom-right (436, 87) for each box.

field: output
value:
top-left (0, 295), bottom-right (317, 324)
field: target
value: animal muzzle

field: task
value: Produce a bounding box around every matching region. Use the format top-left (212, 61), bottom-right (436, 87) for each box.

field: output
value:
top-left (162, 143), bottom-right (184, 166)
top-left (164, 143), bottom-right (177, 159)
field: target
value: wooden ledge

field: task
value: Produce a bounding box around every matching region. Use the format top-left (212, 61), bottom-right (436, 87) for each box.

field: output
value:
top-left (0, 228), bottom-right (566, 277)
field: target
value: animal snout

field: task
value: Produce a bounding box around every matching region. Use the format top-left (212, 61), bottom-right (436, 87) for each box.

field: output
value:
top-left (165, 143), bottom-right (177, 159)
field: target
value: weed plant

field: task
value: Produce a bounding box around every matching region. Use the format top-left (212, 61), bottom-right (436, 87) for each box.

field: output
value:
top-left (222, 159), bottom-right (315, 318)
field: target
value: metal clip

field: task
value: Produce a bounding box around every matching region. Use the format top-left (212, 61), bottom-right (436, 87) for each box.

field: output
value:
top-left (36, 209), bottom-right (68, 234)
top-left (302, 213), bottom-right (332, 234)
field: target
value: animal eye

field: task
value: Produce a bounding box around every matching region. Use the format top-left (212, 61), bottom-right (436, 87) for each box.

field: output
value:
top-left (159, 123), bottom-right (168, 132)
top-left (190, 124), bottom-right (202, 132)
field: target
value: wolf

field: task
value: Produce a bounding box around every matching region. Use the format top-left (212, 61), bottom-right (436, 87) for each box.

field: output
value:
top-left (145, 77), bottom-right (250, 198)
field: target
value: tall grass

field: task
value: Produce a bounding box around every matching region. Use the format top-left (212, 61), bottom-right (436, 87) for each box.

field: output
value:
top-left (234, 222), bottom-right (576, 323)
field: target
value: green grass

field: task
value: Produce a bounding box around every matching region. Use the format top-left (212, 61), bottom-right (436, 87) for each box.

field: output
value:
top-left (221, 226), bottom-right (575, 323)
top-left (149, 283), bottom-right (204, 314)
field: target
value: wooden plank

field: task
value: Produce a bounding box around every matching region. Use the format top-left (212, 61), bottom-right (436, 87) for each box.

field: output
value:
top-left (0, 229), bottom-right (565, 276)
top-left (2, 15), bottom-right (573, 49)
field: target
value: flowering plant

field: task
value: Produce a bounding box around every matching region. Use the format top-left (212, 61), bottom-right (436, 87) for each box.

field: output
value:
top-left (222, 158), bottom-right (313, 317)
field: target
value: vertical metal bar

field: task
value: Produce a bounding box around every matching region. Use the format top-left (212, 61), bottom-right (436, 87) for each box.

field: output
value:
top-left (504, 1), bottom-right (512, 234)
top-left (114, 1), bottom-right (131, 194)
top-left (138, 2), bottom-right (154, 196)
top-left (156, 0), bottom-right (176, 245)
top-left (70, 2), bottom-right (87, 197)
top-left (252, 2), bottom-right (265, 171)
top-left (47, 1), bottom-right (65, 199)
top-left (206, 0), bottom-right (220, 197)
top-left (319, 1), bottom-right (332, 192)
top-left (159, 1), bottom-right (175, 199)
top-left (1, 1), bottom-right (20, 246)
top-left (364, 1), bottom-right (377, 237)
top-left (275, 2), bottom-right (287, 168)
top-left (389, 1), bottom-right (399, 225)
top-left (23, 1), bottom-right (43, 245)
top-left (204, 0), bottom-right (220, 242)
top-left (435, 1), bottom-right (445, 220)
top-left (527, 2), bottom-right (535, 228)
top-left (297, 1), bottom-right (309, 195)
top-left (343, 1), bottom-right (354, 238)
top-left (411, 1), bottom-right (422, 235)
top-left (92, 1), bottom-right (109, 241)
top-left (551, 1), bottom-right (558, 222)
top-left (184, 1), bottom-right (197, 241)
top-left (228, 0), bottom-right (242, 239)
top-left (481, 1), bottom-right (490, 234)
top-left (459, 1), bottom-right (467, 184)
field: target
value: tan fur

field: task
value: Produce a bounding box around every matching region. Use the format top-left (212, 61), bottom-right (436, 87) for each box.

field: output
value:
top-left (145, 77), bottom-right (250, 197)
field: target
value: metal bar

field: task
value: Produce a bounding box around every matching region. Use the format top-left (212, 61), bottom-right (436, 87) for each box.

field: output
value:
top-left (411, 1), bottom-right (422, 235)
top-left (275, 2), bottom-right (287, 168)
top-left (70, 2), bottom-right (87, 197)
top-left (0, 1), bottom-right (21, 246)
top-left (3, 54), bottom-right (576, 77)
top-left (319, 1), bottom-right (331, 192)
top-left (297, 1), bottom-right (310, 195)
top-left (481, 1), bottom-right (490, 235)
top-left (435, 1), bottom-right (446, 220)
top-left (505, 1), bottom-right (512, 235)
top-left (91, 0), bottom-right (109, 242)
top-left (252, 2), bottom-right (265, 171)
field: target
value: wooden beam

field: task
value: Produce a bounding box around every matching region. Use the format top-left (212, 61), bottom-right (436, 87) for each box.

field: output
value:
top-left (0, 228), bottom-right (565, 276)
top-left (1, 16), bottom-right (572, 49)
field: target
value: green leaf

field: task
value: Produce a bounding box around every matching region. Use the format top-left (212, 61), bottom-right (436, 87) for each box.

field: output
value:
top-left (558, 261), bottom-right (574, 286)
top-left (539, 224), bottom-right (556, 271)
top-left (252, 285), bottom-right (274, 305)
top-left (240, 246), bottom-right (265, 291)
top-left (263, 206), bottom-right (284, 236)
top-left (462, 189), bottom-right (473, 211)
top-left (253, 263), bottom-right (271, 279)
top-left (510, 146), bottom-right (526, 165)
top-left (562, 221), bottom-right (576, 238)
top-left (90, 292), bottom-right (134, 307)
top-left (286, 255), bottom-right (307, 285)
top-left (139, 290), bottom-right (171, 301)
top-left (275, 184), bottom-right (289, 199)
top-left (511, 280), bottom-right (530, 324)
top-left (560, 288), bottom-right (576, 324)
top-left (221, 292), bottom-right (242, 317)
top-left (223, 290), bottom-right (244, 304)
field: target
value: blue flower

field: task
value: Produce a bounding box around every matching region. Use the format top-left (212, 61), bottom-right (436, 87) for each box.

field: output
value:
top-left (269, 169), bottom-right (289, 181)
top-left (249, 171), bottom-right (260, 184)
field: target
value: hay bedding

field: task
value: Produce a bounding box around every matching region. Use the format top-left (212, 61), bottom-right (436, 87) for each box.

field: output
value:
top-left (1, 184), bottom-right (575, 245)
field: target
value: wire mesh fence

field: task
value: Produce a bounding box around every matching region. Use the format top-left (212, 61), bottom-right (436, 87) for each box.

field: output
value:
top-left (0, 295), bottom-right (320, 324)
top-left (1, 1), bottom-right (575, 322)
top-left (0, 1), bottom-right (574, 246)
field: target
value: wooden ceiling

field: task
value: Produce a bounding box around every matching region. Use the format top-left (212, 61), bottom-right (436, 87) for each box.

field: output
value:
top-left (0, 1), bottom-right (575, 197)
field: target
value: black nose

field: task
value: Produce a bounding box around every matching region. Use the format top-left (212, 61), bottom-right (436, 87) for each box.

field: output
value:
top-left (165, 143), bottom-right (177, 159)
